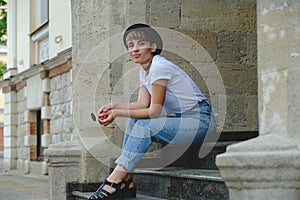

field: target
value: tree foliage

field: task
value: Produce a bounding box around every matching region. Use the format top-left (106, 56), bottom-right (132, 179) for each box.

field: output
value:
top-left (0, 0), bottom-right (7, 45)
top-left (0, 0), bottom-right (6, 79)
top-left (0, 60), bottom-right (6, 79)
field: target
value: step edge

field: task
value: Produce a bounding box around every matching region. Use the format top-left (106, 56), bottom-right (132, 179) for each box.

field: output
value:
top-left (133, 168), bottom-right (224, 182)
top-left (72, 191), bottom-right (89, 198)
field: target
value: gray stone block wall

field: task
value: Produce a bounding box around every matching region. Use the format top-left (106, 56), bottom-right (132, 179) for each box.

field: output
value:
top-left (178, 1), bottom-right (258, 131)
top-left (15, 88), bottom-right (27, 171)
top-left (6, 69), bottom-right (73, 172)
top-left (180, 0), bottom-right (256, 32)
top-left (50, 72), bottom-right (73, 143)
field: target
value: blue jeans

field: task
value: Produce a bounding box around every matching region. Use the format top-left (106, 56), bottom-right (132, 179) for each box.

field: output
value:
top-left (115, 100), bottom-right (216, 172)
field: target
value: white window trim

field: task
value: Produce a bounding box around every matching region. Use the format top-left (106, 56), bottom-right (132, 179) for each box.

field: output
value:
top-left (31, 23), bottom-right (49, 42)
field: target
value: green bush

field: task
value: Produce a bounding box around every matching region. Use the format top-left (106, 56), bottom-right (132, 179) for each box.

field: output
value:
top-left (0, 0), bottom-right (7, 45)
top-left (0, 60), bottom-right (6, 79)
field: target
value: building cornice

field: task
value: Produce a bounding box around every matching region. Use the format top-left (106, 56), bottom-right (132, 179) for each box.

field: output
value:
top-left (0, 47), bottom-right (72, 89)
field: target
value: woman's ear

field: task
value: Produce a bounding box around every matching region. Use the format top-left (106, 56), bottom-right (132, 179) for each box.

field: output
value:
top-left (151, 42), bottom-right (157, 53)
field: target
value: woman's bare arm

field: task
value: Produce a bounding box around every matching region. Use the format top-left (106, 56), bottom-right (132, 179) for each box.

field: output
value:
top-left (98, 82), bottom-right (150, 114)
top-left (113, 80), bottom-right (167, 117)
top-left (98, 80), bottom-right (167, 126)
top-left (114, 83), bottom-right (151, 110)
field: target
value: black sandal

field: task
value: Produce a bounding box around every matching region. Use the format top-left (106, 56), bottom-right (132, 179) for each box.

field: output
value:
top-left (121, 178), bottom-right (136, 198)
top-left (88, 179), bottom-right (123, 200)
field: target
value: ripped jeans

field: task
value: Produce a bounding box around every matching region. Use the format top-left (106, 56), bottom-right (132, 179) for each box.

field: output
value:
top-left (115, 100), bottom-right (216, 172)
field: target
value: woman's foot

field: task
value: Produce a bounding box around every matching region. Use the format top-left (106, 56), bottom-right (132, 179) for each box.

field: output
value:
top-left (88, 179), bottom-right (123, 200)
top-left (89, 165), bottom-right (129, 199)
top-left (121, 177), bottom-right (136, 198)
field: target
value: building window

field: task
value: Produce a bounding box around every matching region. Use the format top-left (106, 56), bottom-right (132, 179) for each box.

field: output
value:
top-left (39, 38), bottom-right (49, 63)
top-left (36, 0), bottom-right (49, 26)
top-left (29, 0), bottom-right (49, 64)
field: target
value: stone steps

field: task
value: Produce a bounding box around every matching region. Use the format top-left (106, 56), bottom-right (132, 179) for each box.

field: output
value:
top-left (68, 132), bottom-right (257, 199)
top-left (71, 191), bottom-right (167, 200)
top-left (132, 168), bottom-right (229, 200)
top-left (69, 168), bottom-right (228, 200)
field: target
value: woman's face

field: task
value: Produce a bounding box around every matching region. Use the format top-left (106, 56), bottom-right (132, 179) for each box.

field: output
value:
top-left (127, 39), bottom-right (157, 67)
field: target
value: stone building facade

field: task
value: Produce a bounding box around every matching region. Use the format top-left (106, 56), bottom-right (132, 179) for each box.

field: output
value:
top-left (1, 53), bottom-right (72, 173)
top-left (1, 0), bottom-right (72, 173)
top-left (2, 0), bottom-right (300, 199)
top-left (3, 0), bottom-right (257, 180)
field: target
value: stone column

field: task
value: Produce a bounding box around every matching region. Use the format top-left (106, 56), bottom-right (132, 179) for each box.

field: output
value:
top-left (216, 1), bottom-right (300, 199)
top-left (3, 90), bottom-right (18, 170)
top-left (3, 0), bottom-right (18, 169)
top-left (71, 0), bottom-right (130, 182)
top-left (44, 141), bottom-right (81, 200)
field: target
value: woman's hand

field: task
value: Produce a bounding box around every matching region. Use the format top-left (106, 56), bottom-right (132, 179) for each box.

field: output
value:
top-left (98, 103), bottom-right (113, 114)
top-left (98, 109), bottom-right (115, 126)
top-left (97, 103), bottom-right (116, 126)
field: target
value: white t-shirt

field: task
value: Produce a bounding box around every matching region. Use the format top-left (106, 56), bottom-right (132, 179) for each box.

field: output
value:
top-left (139, 55), bottom-right (207, 113)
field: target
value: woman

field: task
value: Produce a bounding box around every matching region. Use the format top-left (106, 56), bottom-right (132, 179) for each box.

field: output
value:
top-left (88, 23), bottom-right (216, 200)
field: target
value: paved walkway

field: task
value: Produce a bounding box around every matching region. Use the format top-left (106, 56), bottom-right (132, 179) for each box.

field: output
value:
top-left (0, 153), bottom-right (164, 200)
top-left (0, 152), bottom-right (49, 200)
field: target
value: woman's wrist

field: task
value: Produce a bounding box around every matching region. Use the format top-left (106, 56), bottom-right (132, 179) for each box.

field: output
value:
top-left (114, 109), bottom-right (128, 118)
top-left (111, 102), bottom-right (120, 109)
top-left (112, 109), bottom-right (122, 118)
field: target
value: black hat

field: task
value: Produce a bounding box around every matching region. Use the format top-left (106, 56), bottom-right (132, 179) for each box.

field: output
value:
top-left (123, 23), bottom-right (163, 55)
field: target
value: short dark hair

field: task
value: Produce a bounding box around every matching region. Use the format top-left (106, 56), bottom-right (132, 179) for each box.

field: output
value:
top-left (123, 23), bottom-right (163, 55)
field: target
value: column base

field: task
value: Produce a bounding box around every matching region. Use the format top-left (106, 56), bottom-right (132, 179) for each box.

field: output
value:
top-left (3, 158), bottom-right (17, 170)
top-left (216, 134), bottom-right (300, 200)
top-left (3, 147), bottom-right (17, 170)
top-left (44, 141), bottom-right (82, 200)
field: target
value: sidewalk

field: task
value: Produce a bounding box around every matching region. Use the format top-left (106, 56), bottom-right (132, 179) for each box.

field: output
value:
top-left (0, 152), bottom-right (49, 200)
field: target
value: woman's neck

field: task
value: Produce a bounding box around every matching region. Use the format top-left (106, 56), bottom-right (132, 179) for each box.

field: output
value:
top-left (143, 62), bottom-right (152, 72)
top-left (141, 56), bottom-right (154, 72)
